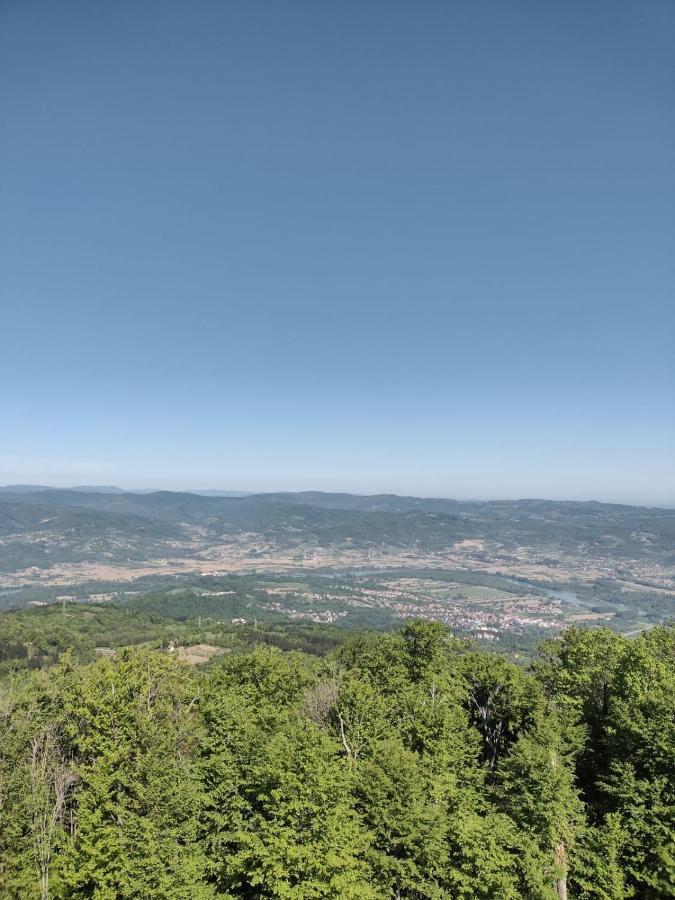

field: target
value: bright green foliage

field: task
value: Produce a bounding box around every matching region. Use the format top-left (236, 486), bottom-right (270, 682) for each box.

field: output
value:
top-left (57, 650), bottom-right (211, 899)
top-left (601, 628), bottom-right (675, 897)
top-left (536, 627), bottom-right (626, 716)
top-left (541, 626), bottom-right (675, 899)
top-left (400, 621), bottom-right (447, 683)
top-left (352, 737), bottom-right (450, 897)
top-left (536, 627), bottom-right (627, 799)
top-left (199, 647), bottom-right (375, 897)
top-left (443, 803), bottom-right (553, 900)
top-left (227, 720), bottom-right (376, 897)
top-left (572, 813), bottom-right (627, 900)
top-left (0, 665), bottom-right (78, 900)
top-left (396, 674), bottom-right (479, 774)
top-left (1, 621), bottom-right (674, 897)
top-left (212, 646), bottom-right (316, 707)
top-left (497, 717), bottom-right (585, 896)
top-left (335, 631), bottom-right (412, 695)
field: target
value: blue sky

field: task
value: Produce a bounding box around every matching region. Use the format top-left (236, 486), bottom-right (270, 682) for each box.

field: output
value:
top-left (1, 1), bottom-right (673, 503)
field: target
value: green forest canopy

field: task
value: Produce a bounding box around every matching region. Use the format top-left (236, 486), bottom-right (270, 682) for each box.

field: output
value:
top-left (0, 621), bottom-right (673, 898)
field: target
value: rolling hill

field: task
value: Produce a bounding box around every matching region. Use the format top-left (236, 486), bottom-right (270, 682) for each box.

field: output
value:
top-left (0, 487), bottom-right (673, 576)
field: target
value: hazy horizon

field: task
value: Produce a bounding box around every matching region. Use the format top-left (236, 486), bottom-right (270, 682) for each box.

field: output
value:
top-left (2, 1), bottom-right (673, 505)
top-left (1, 477), bottom-right (673, 509)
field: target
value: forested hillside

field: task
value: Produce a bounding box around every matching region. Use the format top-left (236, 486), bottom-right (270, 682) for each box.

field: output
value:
top-left (1, 622), bottom-right (673, 898)
top-left (2, 488), bottom-right (674, 573)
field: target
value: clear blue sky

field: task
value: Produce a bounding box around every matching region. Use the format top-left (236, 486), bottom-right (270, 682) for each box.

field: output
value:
top-left (1, 1), bottom-right (673, 503)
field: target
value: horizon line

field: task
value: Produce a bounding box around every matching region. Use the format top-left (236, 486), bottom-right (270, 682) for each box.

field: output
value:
top-left (1, 483), bottom-right (673, 510)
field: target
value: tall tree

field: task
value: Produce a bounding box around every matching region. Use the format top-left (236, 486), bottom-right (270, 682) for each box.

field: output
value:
top-left (460, 653), bottom-right (544, 770)
top-left (497, 718), bottom-right (586, 900)
top-left (570, 813), bottom-right (627, 900)
top-left (601, 627), bottom-right (675, 897)
top-left (0, 667), bottom-right (76, 900)
top-left (58, 650), bottom-right (211, 899)
top-left (352, 736), bottom-right (449, 897)
top-left (535, 627), bottom-right (627, 803)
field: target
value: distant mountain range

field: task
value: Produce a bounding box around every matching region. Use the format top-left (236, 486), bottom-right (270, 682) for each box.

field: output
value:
top-left (0, 485), bottom-right (253, 497)
top-left (0, 485), bottom-right (674, 576)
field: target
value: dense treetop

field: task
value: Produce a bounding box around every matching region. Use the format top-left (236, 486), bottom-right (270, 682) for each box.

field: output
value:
top-left (1, 621), bottom-right (673, 898)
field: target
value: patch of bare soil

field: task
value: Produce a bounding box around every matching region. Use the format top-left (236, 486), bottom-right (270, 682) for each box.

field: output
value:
top-left (176, 644), bottom-right (228, 666)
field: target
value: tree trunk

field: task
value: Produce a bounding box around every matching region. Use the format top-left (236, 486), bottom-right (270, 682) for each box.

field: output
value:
top-left (554, 840), bottom-right (568, 900)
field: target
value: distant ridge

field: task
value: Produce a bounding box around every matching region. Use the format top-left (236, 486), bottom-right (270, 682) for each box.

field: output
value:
top-left (0, 484), bottom-right (53, 493)
top-left (188, 490), bottom-right (253, 497)
top-left (70, 485), bottom-right (126, 494)
top-left (0, 485), bottom-right (253, 497)
top-left (0, 485), bottom-right (671, 508)
top-left (1, 486), bottom-right (673, 578)
top-left (0, 484), bottom-right (127, 495)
